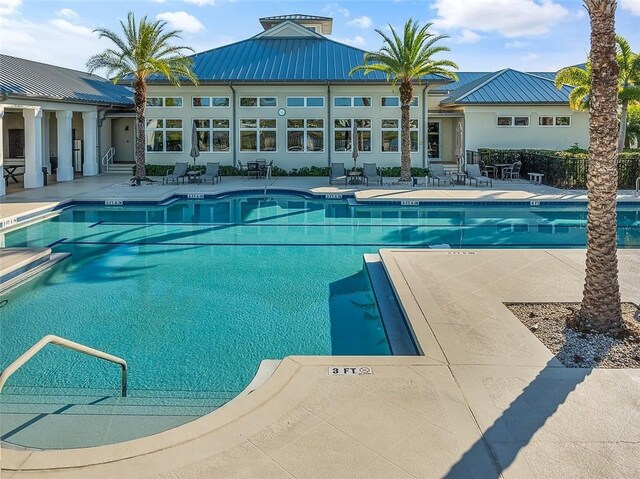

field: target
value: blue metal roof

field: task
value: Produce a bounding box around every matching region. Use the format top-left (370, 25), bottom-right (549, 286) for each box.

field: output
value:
top-left (0, 54), bottom-right (133, 106)
top-left (147, 37), bottom-right (450, 83)
top-left (431, 72), bottom-right (490, 92)
top-left (441, 69), bottom-right (572, 105)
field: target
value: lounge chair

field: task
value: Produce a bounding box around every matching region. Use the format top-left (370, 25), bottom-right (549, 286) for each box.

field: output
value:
top-left (427, 163), bottom-right (454, 187)
top-left (200, 162), bottom-right (221, 184)
top-left (329, 163), bottom-right (347, 185)
top-left (502, 161), bottom-right (522, 180)
top-left (162, 162), bottom-right (188, 185)
top-left (362, 163), bottom-right (382, 186)
top-left (466, 164), bottom-right (492, 187)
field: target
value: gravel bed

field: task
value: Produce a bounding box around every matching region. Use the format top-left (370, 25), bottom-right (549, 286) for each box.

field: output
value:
top-left (507, 302), bottom-right (640, 368)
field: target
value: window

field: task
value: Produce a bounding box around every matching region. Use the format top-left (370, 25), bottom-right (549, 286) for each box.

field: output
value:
top-left (497, 116), bottom-right (529, 127)
top-left (146, 97), bottom-right (183, 107)
top-left (427, 121), bottom-right (440, 158)
top-left (287, 119), bottom-right (324, 152)
top-left (192, 96), bottom-right (230, 108)
top-left (380, 96), bottom-right (419, 107)
top-left (381, 119), bottom-right (419, 152)
top-left (539, 115), bottom-right (571, 127)
top-left (145, 119), bottom-right (183, 152)
top-left (239, 97), bottom-right (277, 107)
top-left (333, 96), bottom-right (372, 107)
top-left (286, 97), bottom-right (325, 108)
top-left (239, 119), bottom-right (277, 152)
top-left (334, 119), bottom-right (371, 152)
top-left (194, 119), bottom-right (230, 152)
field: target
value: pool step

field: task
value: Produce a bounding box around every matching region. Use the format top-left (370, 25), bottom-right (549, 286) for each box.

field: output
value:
top-left (0, 248), bottom-right (70, 293)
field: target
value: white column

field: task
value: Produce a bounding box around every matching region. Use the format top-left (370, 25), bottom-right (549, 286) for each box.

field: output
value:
top-left (56, 110), bottom-right (74, 181)
top-left (83, 111), bottom-right (98, 176)
top-left (23, 107), bottom-right (44, 188)
top-left (0, 106), bottom-right (5, 196)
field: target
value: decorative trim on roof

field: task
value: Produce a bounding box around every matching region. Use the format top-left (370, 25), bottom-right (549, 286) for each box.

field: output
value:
top-left (255, 20), bottom-right (323, 39)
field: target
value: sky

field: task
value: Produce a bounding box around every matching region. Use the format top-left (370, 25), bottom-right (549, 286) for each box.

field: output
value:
top-left (1, 0), bottom-right (639, 75)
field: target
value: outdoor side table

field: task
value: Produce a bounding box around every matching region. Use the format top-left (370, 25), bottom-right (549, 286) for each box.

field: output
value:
top-left (455, 173), bottom-right (467, 185)
top-left (348, 171), bottom-right (362, 185)
top-left (528, 173), bottom-right (544, 184)
top-left (186, 171), bottom-right (201, 183)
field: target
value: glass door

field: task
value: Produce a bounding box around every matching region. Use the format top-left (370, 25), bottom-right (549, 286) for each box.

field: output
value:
top-left (427, 121), bottom-right (441, 160)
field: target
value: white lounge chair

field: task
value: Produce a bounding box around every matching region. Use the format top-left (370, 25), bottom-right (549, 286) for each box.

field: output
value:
top-left (466, 164), bottom-right (492, 187)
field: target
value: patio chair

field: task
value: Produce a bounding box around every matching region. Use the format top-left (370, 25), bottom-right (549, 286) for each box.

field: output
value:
top-left (465, 164), bottom-right (492, 187)
top-left (237, 160), bottom-right (248, 177)
top-left (502, 161), bottom-right (522, 180)
top-left (362, 163), bottom-right (383, 186)
top-left (427, 163), bottom-right (454, 187)
top-left (162, 162), bottom-right (188, 185)
top-left (247, 161), bottom-right (261, 179)
top-left (200, 162), bottom-right (221, 184)
top-left (478, 160), bottom-right (497, 178)
top-left (329, 163), bottom-right (347, 185)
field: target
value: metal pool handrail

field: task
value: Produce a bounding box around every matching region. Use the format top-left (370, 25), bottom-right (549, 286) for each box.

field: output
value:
top-left (636, 176), bottom-right (639, 197)
top-left (0, 335), bottom-right (127, 397)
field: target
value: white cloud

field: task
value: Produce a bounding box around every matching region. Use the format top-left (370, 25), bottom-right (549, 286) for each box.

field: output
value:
top-left (149, 0), bottom-right (167, 3)
top-left (0, 0), bottom-right (21, 15)
top-left (56, 8), bottom-right (78, 19)
top-left (348, 16), bottom-right (372, 29)
top-left (432, 0), bottom-right (569, 37)
top-left (620, 0), bottom-right (640, 15)
top-left (50, 19), bottom-right (94, 37)
top-left (156, 11), bottom-right (204, 33)
top-left (524, 52), bottom-right (540, 61)
top-left (324, 3), bottom-right (350, 18)
top-left (332, 35), bottom-right (366, 48)
top-left (457, 29), bottom-right (480, 44)
top-left (183, 0), bottom-right (215, 5)
top-left (505, 40), bottom-right (531, 49)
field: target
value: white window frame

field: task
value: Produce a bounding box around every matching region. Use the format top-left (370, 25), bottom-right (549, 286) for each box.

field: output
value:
top-left (333, 118), bottom-right (372, 153)
top-left (286, 119), bottom-right (324, 153)
top-left (145, 118), bottom-right (183, 153)
top-left (192, 96), bottom-right (230, 108)
top-left (380, 119), bottom-right (419, 153)
top-left (194, 119), bottom-right (230, 152)
top-left (239, 118), bottom-right (277, 152)
top-left (239, 96), bottom-right (278, 108)
top-left (285, 96), bottom-right (325, 108)
top-left (380, 96), bottom-right (419, 107)
top-left (333, 96), bottom-right (373, 108)
top-left (146, 96), bottom-right (183, 108)
top-left (538, 115), bottom-right (572, 127)
top-left (497, 115), bottom-right (530, 127)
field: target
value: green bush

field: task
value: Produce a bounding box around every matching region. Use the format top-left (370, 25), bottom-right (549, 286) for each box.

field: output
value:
top-left (379, 166), bottom-right (428, 177)
top-left (289, 166), bottom-right (330, 176)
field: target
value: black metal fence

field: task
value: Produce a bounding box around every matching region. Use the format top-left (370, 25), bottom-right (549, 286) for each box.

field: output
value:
top-left (466, 149), bottom-right (640, 189)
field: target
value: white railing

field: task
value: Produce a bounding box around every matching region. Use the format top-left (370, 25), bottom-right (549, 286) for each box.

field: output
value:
top-left (264, 165), bottom-right (272, 198)
top-left (101, 147), bottom-right (116, 172)
top-left (0, 335), bottom-right (127, 397)
top-left (636, 177), bottom-right (640, 197)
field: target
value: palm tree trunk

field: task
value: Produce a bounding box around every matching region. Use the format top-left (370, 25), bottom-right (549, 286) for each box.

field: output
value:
top-left (578, 0), bottom-right (622, 334)
top-left (134, 78), bottom-right (147, 180)
top-left (618, 99), bottom-right (628, 152)
top-left (398, 81), bottom-right (413, 183)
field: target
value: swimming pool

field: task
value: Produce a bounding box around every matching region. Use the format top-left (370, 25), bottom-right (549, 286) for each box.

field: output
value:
top-left (1, 193), bottom-right (639, 448)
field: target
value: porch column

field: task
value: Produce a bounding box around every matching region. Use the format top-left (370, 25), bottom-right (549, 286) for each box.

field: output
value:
top-left (82, 111), bottom-right (98, 176)
top-left (42, 111), bottom-right (50, 173)
top-left (23, 107), bottom-right (44, 188)
top-left (0, 106), bottom-right (5, 196)
top-left (56, 110), bottom-right (74, 181)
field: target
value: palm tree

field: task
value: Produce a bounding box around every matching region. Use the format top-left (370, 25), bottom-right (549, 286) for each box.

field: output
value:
top-left (555, 35), bottom-right (640, 151)
top-left (87, 12), bottom-right (198, 180)
top-left (349, 19), bottom-right (458, 184)
top-left (578, 0), bottom-right (622, 334)
top-left (615, 36), bottom-right (640, 151)
top-left (625, 102), bottom-right (640, 147)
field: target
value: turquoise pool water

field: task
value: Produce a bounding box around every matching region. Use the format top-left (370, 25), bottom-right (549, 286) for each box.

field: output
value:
top-left (1, 194), bottom-right (639, 448)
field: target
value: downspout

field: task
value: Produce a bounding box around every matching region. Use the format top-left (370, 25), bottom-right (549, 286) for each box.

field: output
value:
top-left (422, 85), bottom-right (428, 169)
top-left (327, 82), bottom-right (331, 167)
top-left (229, 83), bottom-right (236, 168)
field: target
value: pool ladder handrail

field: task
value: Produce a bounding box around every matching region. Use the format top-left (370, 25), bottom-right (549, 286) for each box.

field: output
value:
top-left (264, 164), bottom-right (272, 198)
top-left (0, 335), bottom-right (127, 397)
top-left (636, 176), bottom-right (640, 197)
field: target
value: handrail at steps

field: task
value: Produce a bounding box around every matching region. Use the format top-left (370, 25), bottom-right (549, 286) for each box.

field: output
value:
top-left (101, 147), bottom-right (116, 171)
top-left (0, 335), bottom-right (127, 396)
top-left (636, 176), bottom-right (640, 197)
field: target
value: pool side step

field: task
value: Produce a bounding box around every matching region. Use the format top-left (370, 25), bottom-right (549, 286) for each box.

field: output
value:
top-left (0, 249), bottom-right (70, 294)
top-left (363, 254), bottom-right (418, 355)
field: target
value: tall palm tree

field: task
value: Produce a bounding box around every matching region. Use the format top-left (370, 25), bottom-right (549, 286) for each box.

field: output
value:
top-left (349, 19), bottom-right (458, 184)
top-left (555, 35), bottom-right (640, 151)
top-left (615, 36), bottom-right (640, 151)
top-left (578, 0), bottom-right (622, 334)
top-left (87, 12), bottom-right (198, 180)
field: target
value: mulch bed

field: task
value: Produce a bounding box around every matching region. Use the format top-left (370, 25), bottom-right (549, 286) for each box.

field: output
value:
top-left (507, 302), bottom-right (640, 368)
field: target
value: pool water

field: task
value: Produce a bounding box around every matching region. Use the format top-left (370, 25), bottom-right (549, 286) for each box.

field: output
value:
top-left (1, 194), bottom-right (639, 448)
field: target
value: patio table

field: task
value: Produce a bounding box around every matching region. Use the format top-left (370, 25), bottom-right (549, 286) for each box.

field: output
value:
top-left (348, 170), bottom-right (362, 185)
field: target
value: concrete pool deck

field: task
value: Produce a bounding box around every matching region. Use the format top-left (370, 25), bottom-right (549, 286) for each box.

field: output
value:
top-left (1, 177), bottom-right (639, 478)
